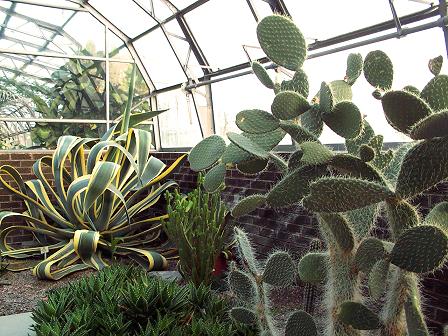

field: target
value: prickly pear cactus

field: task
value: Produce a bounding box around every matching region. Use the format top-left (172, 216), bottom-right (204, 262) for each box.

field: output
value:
top-left (187, 13), bottom-right (448, 336)
top-left (228, 228), bottom-right (317, 335)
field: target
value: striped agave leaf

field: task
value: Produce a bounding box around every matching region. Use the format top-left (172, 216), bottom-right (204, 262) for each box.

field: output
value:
top-left (0, 65), bottom-right (186, 280)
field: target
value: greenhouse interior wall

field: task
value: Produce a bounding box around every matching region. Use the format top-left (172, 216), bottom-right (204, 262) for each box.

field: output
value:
top-left (1, 0), bottom-right (448, 335)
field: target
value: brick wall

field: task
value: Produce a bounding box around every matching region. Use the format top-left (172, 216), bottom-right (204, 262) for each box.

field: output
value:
top-left (0, 150), bottom-right (447, 333)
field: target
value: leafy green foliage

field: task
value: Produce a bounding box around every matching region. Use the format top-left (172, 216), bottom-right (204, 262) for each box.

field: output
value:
top-left (163, 179), bottom-right (227, 286)
top-left (31, 265), bottom-right (253, 336)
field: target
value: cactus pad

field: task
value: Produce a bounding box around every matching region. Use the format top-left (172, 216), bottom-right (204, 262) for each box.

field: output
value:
top-left (234, 227), bottom-right (259, 275)
top-left (403, 85), bottom-right (420, 96)
top-left (320, 213), bottom-right (355, 253)
top-left (301, 106), bottom-right (324, 137)
top-left (266, 164), bottom-right (327, 208)
top-left (203, 163), bottom-right (226, 192)
top-left (269, 152), bottom-right (288, 172)
top-left (396, 136), bottom-right (448, 199)
top-left (303, 177), bottom-right (394, 212)
top-left (363, 50), bottom-right (393, 90)
top-left (232, 194), bottom-right (266, 218)
top-left (330, 79), bottom-right (353, 102)
top-left (288, 149), bottom-right (304, 170)
top-left (345, 119), bottom-right (375, 156)
top-left (381, 90), bottom-right (432, 134)
top-left (229, 270), bottom-right (257, 302)
top-left (281, 68), bottom-right (309, 97)
top-left (271, 91), bottom-right (310, 120)
top-left (410, 110), bottom-right (448, 140)
top-left (386, 200), bottom-right (420, 239)
top-left (188, 135), bottom-right (226, 171)
top-left (322, 101), bottom-right (362, 139)
top-left (354, 237), bottom-right (386, 273)
top-left (368, 259), bottom-right (390, 299)
top-left (425, 201), bottom-right (448, 232)
top-left (338, 301), bottom-right (382, 330)
top-left (257, 14), bottom-right (307, 71)
top-left (279, 121), bottom-right (318, 143)
top-left (251, 61), bottom-right (274, 89)
top-left (359, 144), bottom-right (375, 162)
top-left (329, 154), bottom-right (384, 182)
top-left (227, 132), bottom-right (269, 159)
top-left (285, 311), bottom-right (318, 336)
top-left (421, 74), bottom-right (448, 112)
top-left (391, 225), bottom-right (448, 273)
top-left (236, 109), bottom-right (280, 134)
top-left (318, 82), bottom-right (333, 114)
top-left (298, 252), bottom-right (327, 284)
top-left (263, 251), bottom-right (296, 286)
top-left (245, 128), bottom-right (286, 151)
top-left (237, 158), bottom-right (268, 175)
top-left (300, 141), bottom-right (333, 165)
top-left (429, 55), bottom-right (443, 76)
top-left (230, 307), bottom-right (257, 325)
top-left (221, 143), bottom-right (252, 165)
top-left (346, 53), bottom-right (363, 86)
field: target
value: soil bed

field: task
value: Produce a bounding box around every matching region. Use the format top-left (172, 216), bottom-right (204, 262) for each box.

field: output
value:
top-left (0, 268), bottom-right (94, 316)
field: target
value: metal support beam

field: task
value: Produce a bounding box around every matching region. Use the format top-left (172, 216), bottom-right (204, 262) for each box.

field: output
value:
top-left (266, 0), bottom-right (290, 17)
top-left (309, 5), bottom-right (438, 51)
top-left (176, 14), bottom-right (210, 75)
top-left (0, 3), bottom-right (15, 38)
top-left (2, 0), bottom-right (88, 11)
top-left (129, 0), bottom-right (210, 43)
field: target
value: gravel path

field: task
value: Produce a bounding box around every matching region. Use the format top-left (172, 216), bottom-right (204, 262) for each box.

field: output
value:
top-left (0, 269), bottom-right (93, 316)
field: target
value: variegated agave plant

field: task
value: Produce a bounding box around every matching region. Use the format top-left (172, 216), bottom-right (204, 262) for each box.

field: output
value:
top-left (0, 66), bottom-right (186, 280)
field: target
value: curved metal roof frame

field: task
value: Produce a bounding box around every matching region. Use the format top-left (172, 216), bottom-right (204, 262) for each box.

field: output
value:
top-left (0, 0), bottom-right (447, 149)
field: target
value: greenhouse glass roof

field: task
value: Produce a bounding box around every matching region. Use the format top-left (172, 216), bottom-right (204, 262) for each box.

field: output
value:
top-left (0, 0), bottom-right (446, 149)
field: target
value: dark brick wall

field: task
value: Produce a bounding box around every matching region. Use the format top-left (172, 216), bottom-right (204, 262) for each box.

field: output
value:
top-left (1, 150), bottom-right (447, 333)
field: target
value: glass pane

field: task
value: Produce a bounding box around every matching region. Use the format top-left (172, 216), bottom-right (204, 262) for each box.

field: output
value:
top-left (163, 20), bottom-right (204, 79)
top-left (134, 28), bottom-right (187, 89)
top-left (284, 0), bottom-right (391, 41)
top-left (0, 57), bottom-right (106, 121)
top-left (212, 70), bottom-right (276, 135)
top-left (156, 90), bottom-right (203, 148)
top-left (303, 28), bottom-right (446, 144)
top-left (0, 121), bottom-right (34, 149)
top-left (61, 12), bottom-right (106, 57)
top-left (393, 0), bottom-right (433, 17)
top-left (109, 62), bottom-right (150, 120)
top-left (89, 0), bottom-right (157, 38)
top-left (150, 0), bottom-right (176, 21)
top-left (250, 0), bottom-right (273, 20)
top-left (14, 3), bottom-right (75, 26)
top-left (108, 30), bottom-right (132, 60)
top-left (0, 6), bottom-right (104, 57)
top-left (185, 0), bottom-right (260, 69)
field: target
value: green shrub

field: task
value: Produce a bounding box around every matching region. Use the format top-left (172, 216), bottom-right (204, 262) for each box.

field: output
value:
top-left (163, 177), bottom-right (228, 286)
top-left (31, 265), bottom-right (255, 336)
